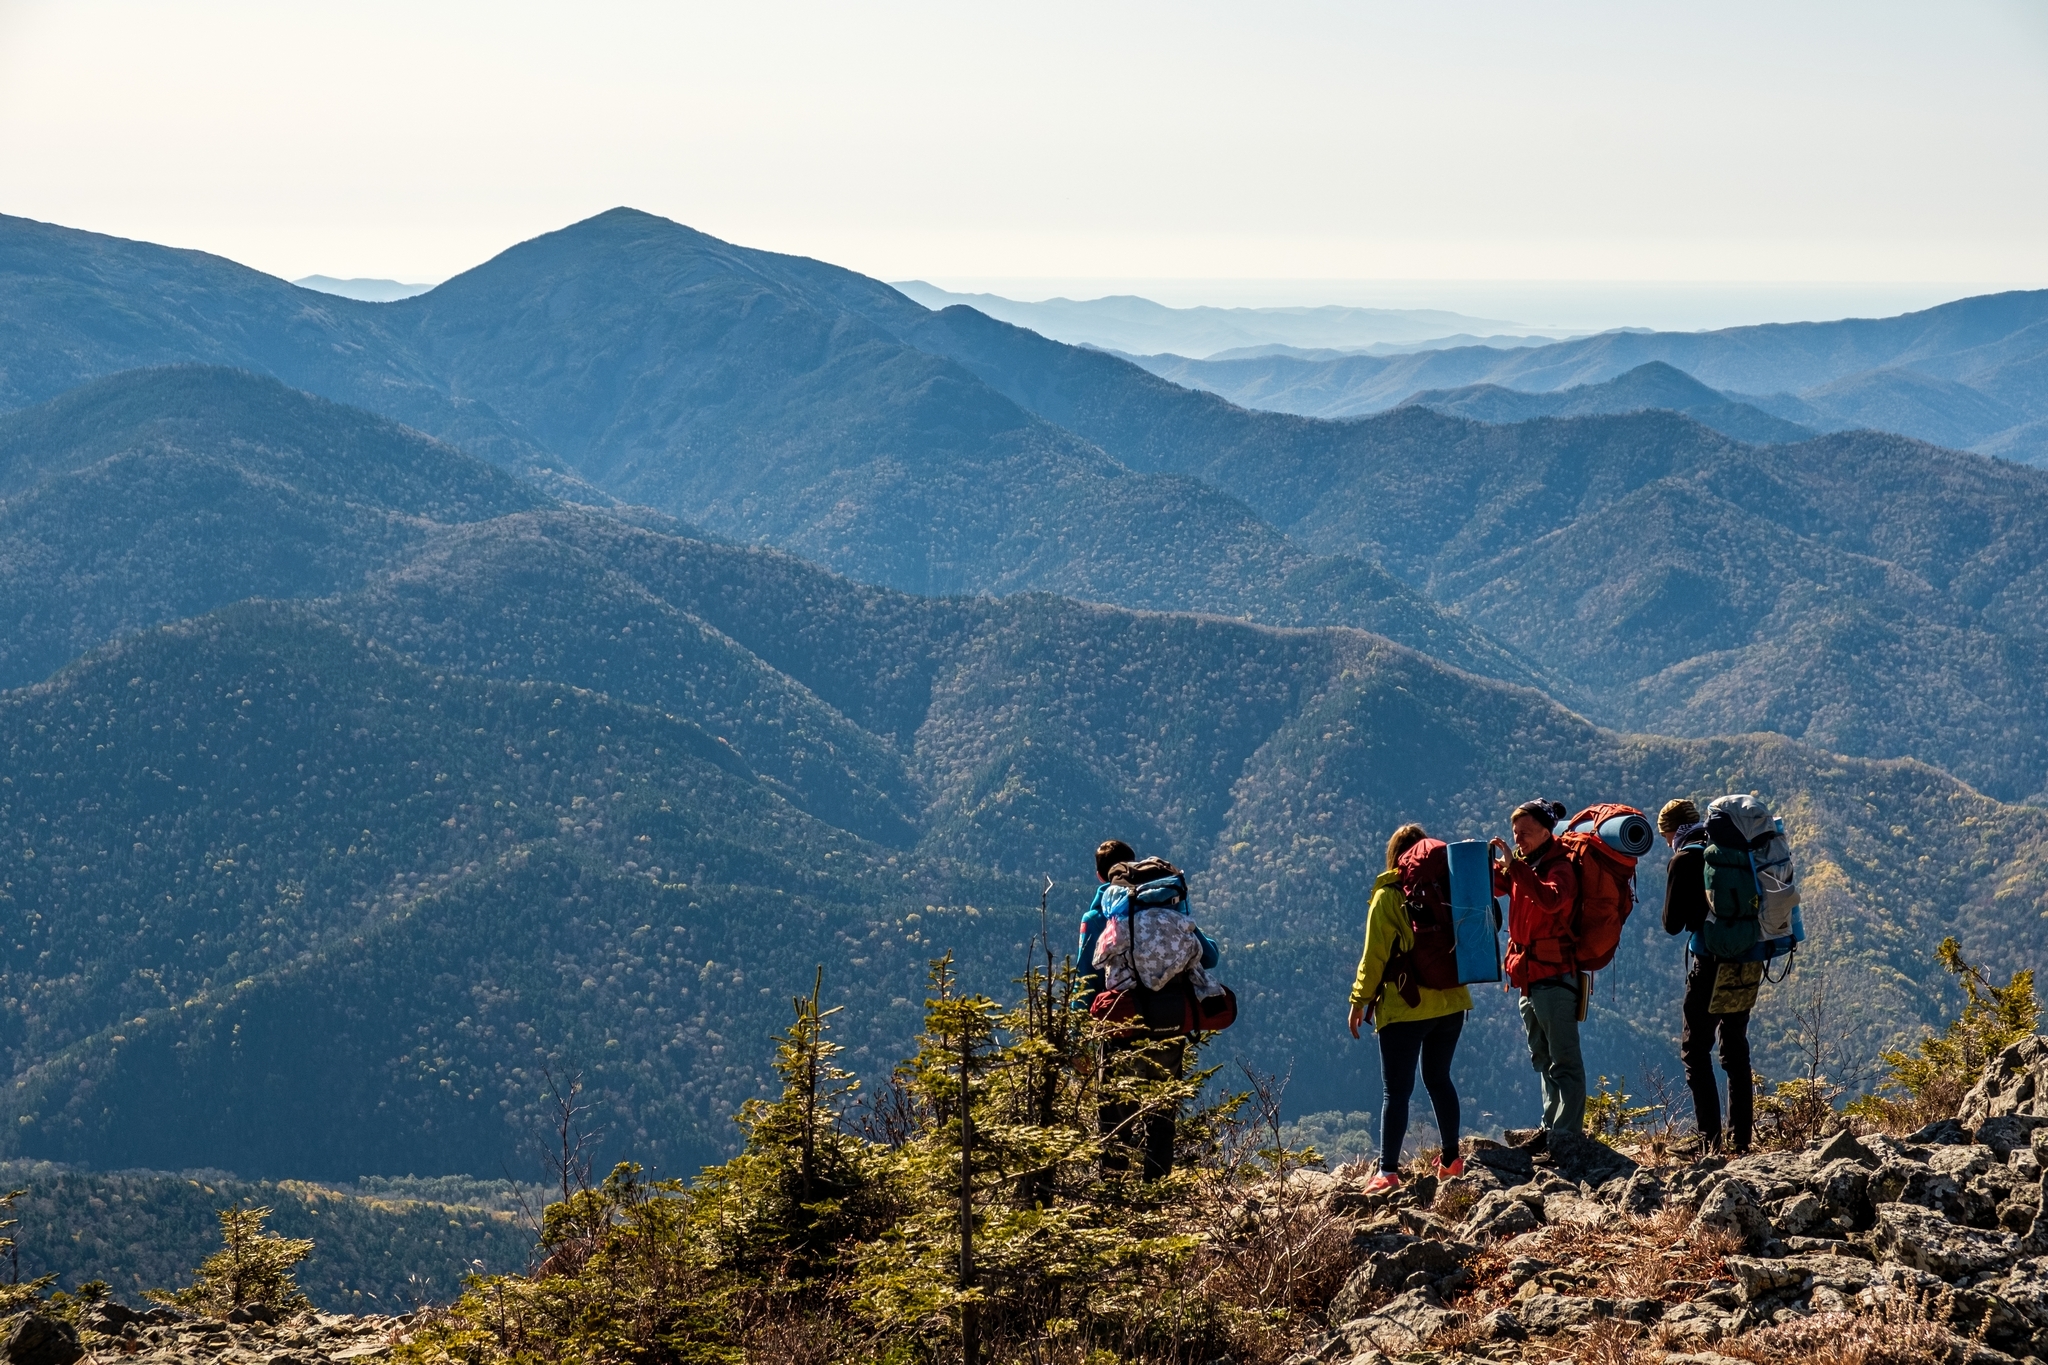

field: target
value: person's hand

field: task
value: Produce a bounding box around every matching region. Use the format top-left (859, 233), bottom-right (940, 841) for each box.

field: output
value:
top-left (1489, 836), bottom-right (1509, 860)
top-left (1348, 1002), bottom-right (1366, 1038)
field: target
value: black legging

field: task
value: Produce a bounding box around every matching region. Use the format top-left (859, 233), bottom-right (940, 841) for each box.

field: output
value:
top-left (1377, 1010), bottom-right (1465, 1167)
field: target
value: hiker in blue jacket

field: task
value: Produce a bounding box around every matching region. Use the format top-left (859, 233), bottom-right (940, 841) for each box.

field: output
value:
top-left (1078, 838), bottom-right (1219, 1180)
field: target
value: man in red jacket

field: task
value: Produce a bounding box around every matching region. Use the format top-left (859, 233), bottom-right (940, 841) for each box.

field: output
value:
top-left (1491, 798), bottom-right (1585, 1140)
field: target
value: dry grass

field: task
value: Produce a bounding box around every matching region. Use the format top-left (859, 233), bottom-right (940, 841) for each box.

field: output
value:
top-left (1184, 1173), bottom-right (1357, 1364)
top-left (1450, 1205), bottom-right (1736, 1316)
top-left (1712, 1289), bottom-right (1965, 1365)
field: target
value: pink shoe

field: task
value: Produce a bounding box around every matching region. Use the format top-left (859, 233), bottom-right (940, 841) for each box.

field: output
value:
top-left (1365, 1171), bottom-right (1402, 1194)
top-left (1437, 1155), bottom-right (1465, 1177)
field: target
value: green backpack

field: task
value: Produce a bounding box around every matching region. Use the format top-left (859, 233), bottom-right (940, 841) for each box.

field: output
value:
top-left (1698, 794), bottom-right (1801, 962)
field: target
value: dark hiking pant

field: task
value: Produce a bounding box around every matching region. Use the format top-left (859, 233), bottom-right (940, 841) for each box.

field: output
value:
top-left (1377, 1010), bottom-right (1465, 1168)
top-left (1682, 955), bottom-right (1753, 1152)
top-left (1101, 1036), bottom-right (1185, 1181)
top-left (1518, 974), bottom-right (1587, 1135)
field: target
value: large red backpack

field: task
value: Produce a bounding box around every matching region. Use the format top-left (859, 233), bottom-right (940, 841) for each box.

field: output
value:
top-left (1554, 804), bottom-right (1650, 971)
top-left (1388, 838), bottom-right (1461, 1002)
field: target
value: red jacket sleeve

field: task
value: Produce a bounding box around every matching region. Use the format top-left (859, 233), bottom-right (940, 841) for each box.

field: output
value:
top-left (1505, 846), bottom-right (1578, 946)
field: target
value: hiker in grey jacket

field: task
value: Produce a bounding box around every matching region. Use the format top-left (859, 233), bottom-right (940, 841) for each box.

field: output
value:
top-left (1660, 798), bottom-right (1753, 1153)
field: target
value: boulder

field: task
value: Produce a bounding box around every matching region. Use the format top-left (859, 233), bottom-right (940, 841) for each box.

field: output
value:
top-left (1473, 1309), bottom-right (1526, 1341)
top-left (1463, 1139), bottom-right (1534, 1188)
top-left (1328, 1234), bottom-right (1473, 1318)
top-left (1979, 1115), bottom-right (2048, 1160)
top-left (1909, 1117), bottom-right (1974, 1145)
top-left (1724, 1149), bottom-right (1821, 1198)
top-left (1656, 1301), bottom-right (1738, 1346)
top-left (1872, 1203), bottom-right (2019, 1278)
top-left (1815, 1158), bottom-right (1874, 1228)
top-left (4, 1317), bottom-right (82, 1365)
top-left (1542, 1190), bottom-right (1611, 1227)
top-left (1817, 1128), bottom-right (1879, 1167)
top-left (1336, 1289), bottom-right (1466, 1355)
top-left (1518, 1293), bottom-right (1607, 1334)
top-left (1613, 1168), bottom-right (1667, 1216)
top-left (1961, 1037), bottom-right (2048, 1129)
top-left (1690, 1177), bottom-right (1774, 1248)
top-left (1772, 1191), bottom-right (1830, 1237)
top-left (1463, 1189), bottom-right (1540, 1240)
top-left (1931, 1144), bottom-right (1998, 1182)
top-left (1545, 1132), bottom-right (1638, 1187)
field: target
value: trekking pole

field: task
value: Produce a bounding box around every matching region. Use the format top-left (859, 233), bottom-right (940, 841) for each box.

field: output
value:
top-left (960, 1025), bottom-right (977, 1365)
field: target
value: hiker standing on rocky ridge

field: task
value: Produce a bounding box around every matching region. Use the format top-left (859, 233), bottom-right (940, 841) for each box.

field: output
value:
top-left (1348, 822), bottom-right (1472, 1194)
top-left (1077, 838), bottom-right (1219, 1180)
top-left (1492, 799), bottom-right (1586, 1142)
top-left (1659, 797), bottom-right (1755, 1154)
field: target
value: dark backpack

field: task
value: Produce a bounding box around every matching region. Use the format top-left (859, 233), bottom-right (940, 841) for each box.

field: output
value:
top-left (1387, 838), bottom-right (1461, 1003)
top-left (1700, 795), bottom-right (1801, 962)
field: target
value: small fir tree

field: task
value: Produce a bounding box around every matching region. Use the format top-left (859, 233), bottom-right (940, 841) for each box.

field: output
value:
top-left (1853, 936), bottom-right (2039, 1130)
top-left (147, 1206), bottom-right (313, 1315)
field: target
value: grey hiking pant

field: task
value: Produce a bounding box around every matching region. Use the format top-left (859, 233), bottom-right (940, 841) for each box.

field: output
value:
top-left (1519, 974), bottom-right (1586, 1136)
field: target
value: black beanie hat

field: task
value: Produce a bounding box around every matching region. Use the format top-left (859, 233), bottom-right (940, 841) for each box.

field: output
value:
top-left (1512, 798), bottom-right (1566, 830)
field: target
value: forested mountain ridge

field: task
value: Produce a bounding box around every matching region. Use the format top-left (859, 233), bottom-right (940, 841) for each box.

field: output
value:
top-left (896, 305), bottom-right (2048, 802)
top-left (4, 373), bottom-right (2047, 1181)
top-left (9, 212), bottom-right (2048, 801)
top-left (0, 367), bottom-right (549, 689)
top-left (0, 218), bottom-right (1550, 694)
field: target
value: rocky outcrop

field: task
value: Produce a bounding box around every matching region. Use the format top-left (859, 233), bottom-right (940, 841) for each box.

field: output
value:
top-left (1276, 1045), bottom-right (2048, 1365)
top-left (71, 1306), bottom-right (416, 1365)
top-left (1962, 1037), bottom-right (2048, 1130)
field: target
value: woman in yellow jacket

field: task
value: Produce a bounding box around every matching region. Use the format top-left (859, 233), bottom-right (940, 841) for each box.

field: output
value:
top-left (1347, 822), bottom-right (1472, 1192)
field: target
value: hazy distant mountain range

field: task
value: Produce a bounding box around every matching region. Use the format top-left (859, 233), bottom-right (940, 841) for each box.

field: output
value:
top-left (3, 208), bottom-right (2048, 1183)
top-left (889, 280), bottom-right (1568, 358)
top-left (1130, 292), bottom-right (2048, 464)
top-left (293, 274), bottom-right (432, 302)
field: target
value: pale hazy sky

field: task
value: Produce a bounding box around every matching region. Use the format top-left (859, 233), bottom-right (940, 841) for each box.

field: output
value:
top-left (2, 0), bottom-right (2045, 316)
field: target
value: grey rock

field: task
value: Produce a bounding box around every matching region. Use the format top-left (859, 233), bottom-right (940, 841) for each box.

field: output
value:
top-left (1542, 1190), bottom-right (1610, 1227)
top-left (1725, 1149), bottom-right (1821, 1195)
top-left (1336, 1289), bottom-right (1465, 1355)
top-left (1328, 1236), bottom-right (1473, 1318)
top-left (1933, 1145), bottom-right (1999, 1182)
top-left (1773, 1191), bottom-right (1829, 1237)
top-left (1545, 1131), bottom-right (1638, 1187)
top-left (1982, 1117), bottom-right (2048, 1160)
top-left (1611, 1168), bottom-right (1666, 1215)
top-left (1816, 1157), bottom-right (1874, 1224)
top-left (1463, 1139), bottom-right (1534, 1187)
top-left (1722, 1254), bottom-right (1810, 1301)
top-left (1519, 1293), bottom-right (1608, 1334)
top-left (1818, 1128), bottom-right (1880, 1167)
top-left (5, 1318), bottom-right (82, 1365)
top-left (1910, 1117), bottom-right (1975, 1145)
top-left (1691, 1177), bottom-right (1774, 1248)
top-left (1463, 1189), bottom-right (1540, 1239)
top-left (1963, 1037), bottom-right (2048, 1130)
top-left (1873, 1203), bottom-right (2020, 1278)
top-left (1474, 1309), bottom-right (1526, 1341)
top-left (1654, 1302), bottom-right (1737, 1346)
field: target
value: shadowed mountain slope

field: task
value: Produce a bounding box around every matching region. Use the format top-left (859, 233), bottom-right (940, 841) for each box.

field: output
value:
top-left (883, 305), bottom-right (2048, 801)
top-left (8, 216), bottom-right (2048, 799)
top-left (0, 367), bottom-right (548, 690)
top-left (0, 217), bottom-right (1546, 694)
top-left (5, 392), bottom-right (2048, 1179)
